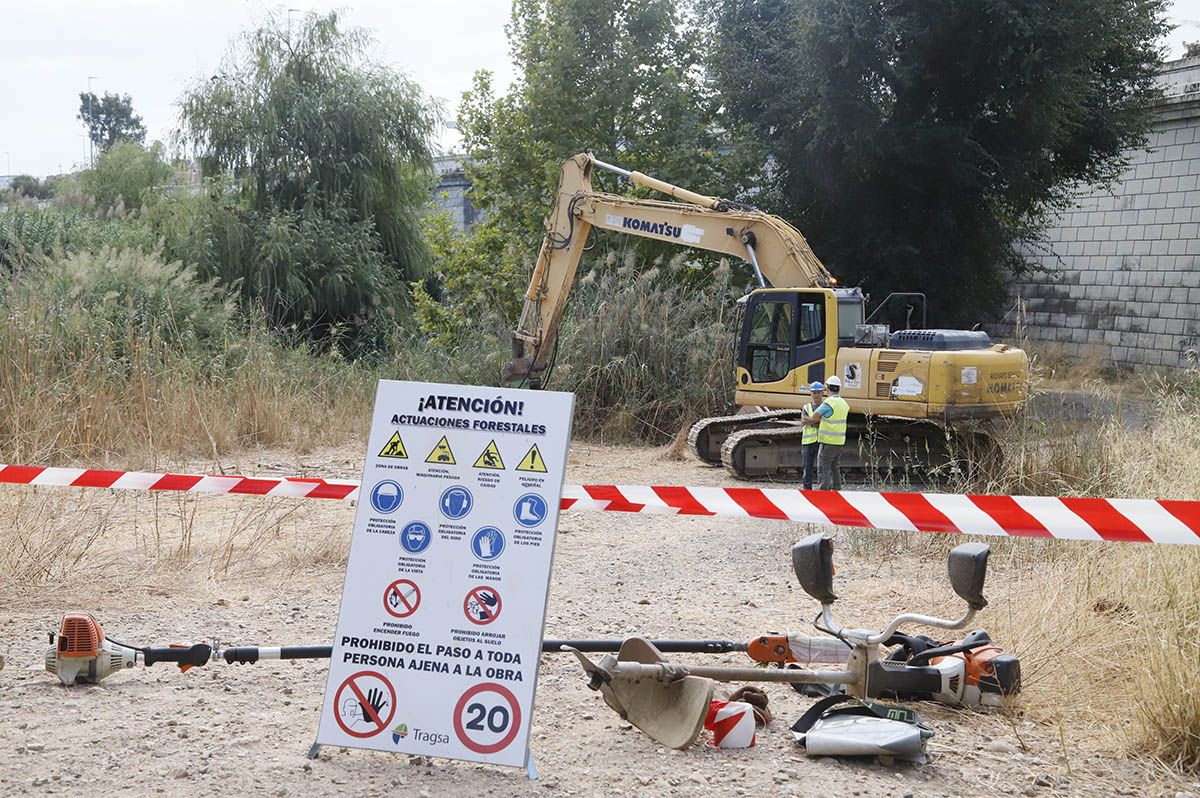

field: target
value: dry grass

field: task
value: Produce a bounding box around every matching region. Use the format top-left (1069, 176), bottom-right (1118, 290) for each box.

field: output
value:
top-left (0, 248), bottom-right (379, 470)
top-left (0, 329), bottom-right (377, 470)
top-left (973, 389), bottom-right (1200, 771)
top-left (0, 486), bottom-right (352, 599)
top-left (832, 365), bottom-right (1200, 773)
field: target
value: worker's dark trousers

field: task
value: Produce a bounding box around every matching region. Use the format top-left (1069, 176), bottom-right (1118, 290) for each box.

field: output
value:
top-left (802, 443), bottom-right (818, 490)
top-left (817, 443), bottom-right (844, 490)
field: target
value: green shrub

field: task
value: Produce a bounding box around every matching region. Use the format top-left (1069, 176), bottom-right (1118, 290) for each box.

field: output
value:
top-left (9, 247), bottom-right (232, 357)
top-left (79, 140), bottom-right (174, 212)
top-left (151, 190), bottom-right (400, 352)
top-left (413, 211), bottom-right (525, 350)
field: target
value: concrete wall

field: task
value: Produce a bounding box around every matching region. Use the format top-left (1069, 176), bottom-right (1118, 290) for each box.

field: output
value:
top-left (1006, 56), bottom-right (1200, 369)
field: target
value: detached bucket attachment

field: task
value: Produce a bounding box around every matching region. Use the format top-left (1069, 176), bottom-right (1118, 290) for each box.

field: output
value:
top-left (568, 637), bottom-right (714, 749)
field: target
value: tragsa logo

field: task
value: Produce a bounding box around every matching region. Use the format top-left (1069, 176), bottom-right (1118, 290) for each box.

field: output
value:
top-left (391, 722), bottom-right (409, 743)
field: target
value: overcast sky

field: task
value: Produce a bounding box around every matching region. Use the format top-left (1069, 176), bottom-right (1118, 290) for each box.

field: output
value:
top-left (1, 0), bottom-right (1199, 177)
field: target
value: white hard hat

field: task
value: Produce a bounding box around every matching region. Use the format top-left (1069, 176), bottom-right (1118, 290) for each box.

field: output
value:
top-left (826, 375), bottom-right (842, 388)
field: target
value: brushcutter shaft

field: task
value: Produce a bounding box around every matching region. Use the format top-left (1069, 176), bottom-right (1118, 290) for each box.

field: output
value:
top-left (142, 644), bottom-right (212, 668)
top-left (542, 640), bottom-right (744, 654)
top-left (219, 640), bottom-right (746, 664)
top-left (606, 662), bottom-right (856, 685)
top-left (222, 646), bottom-right (332, 664)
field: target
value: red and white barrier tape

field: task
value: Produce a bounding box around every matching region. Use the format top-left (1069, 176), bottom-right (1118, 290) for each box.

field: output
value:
top-left (1, 464), bottom-right (1197, 546)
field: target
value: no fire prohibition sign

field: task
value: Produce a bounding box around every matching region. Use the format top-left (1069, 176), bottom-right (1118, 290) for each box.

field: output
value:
top-left (315, 380), bottom-right (575, 769)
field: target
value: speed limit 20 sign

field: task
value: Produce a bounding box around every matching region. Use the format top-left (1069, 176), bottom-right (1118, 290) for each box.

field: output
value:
top-left (453, 682), bottom-right (522, 754)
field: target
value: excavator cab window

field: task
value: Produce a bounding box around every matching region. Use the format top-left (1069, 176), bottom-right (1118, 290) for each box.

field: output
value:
top-left (746, 300), bottom-right (793, 383)
top-left (798, 300), bottom-right (824, 344)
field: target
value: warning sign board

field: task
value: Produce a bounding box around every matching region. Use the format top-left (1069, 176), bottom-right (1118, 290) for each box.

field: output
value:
top-left (425, 435), bottom-right (456, 465)
top-left (515, 443), bottom-right (548, 473)
top-left (316, 380), bottom-right (574, 768)
top-left (473, 440), bottom-right (505, 470)
top-left (378, 431), bottom-right (408, 459)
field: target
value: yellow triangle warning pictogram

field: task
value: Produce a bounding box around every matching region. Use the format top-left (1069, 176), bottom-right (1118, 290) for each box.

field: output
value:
top-left (378, 431), bottom-right (409, 459)
top-left (473, 440), bottom-right (506, 470)
top-left (425, 436), bottom-right (456, 465)
top-left (515, 443), bottom-right (548, 473)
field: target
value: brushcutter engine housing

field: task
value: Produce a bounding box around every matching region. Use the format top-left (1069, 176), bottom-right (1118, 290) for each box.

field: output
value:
top-left (45, 612), bottom-right (212, 686)
top-left (46, 613), bottom-right (138, 686)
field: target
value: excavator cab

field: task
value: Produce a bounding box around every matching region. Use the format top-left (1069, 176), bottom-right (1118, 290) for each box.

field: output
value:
top-left (736, 287), bottom-right (865, 397)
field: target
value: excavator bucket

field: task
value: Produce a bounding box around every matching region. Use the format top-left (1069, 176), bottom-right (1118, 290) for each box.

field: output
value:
top-left (567, 637), bottom-right (713, 749)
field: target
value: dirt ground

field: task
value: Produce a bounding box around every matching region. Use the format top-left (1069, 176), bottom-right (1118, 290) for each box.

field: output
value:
top-left (1, 443), bottom-right (1196, 797)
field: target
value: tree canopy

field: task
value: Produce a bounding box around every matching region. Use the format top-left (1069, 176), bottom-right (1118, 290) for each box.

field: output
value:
top-left (8, 175), bottom-right (53, 201)
top-left (179, 11), bottom-right (438, 283)
top-left (78, 92), bottom-right (147, 150)
top-left (416, 0), bottom-right (762, 345)
top-left (174, 11), bottom-right (439, 348)
top-left (705, 0), bottom-right (1169, 324)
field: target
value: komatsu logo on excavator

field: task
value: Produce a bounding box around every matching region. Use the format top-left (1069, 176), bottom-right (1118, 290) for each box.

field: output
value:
top-left (606, 214), bottom-right (704, 244)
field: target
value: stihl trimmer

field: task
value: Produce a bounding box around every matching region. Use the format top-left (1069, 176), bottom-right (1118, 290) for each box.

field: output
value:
top-left (558, 534), bottom-right (1020, 749)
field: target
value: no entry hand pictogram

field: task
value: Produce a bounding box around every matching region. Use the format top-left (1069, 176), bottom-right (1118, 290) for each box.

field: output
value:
top-left (462, 585), bottom-right (502, 625)
top-left (333, 671), bottom-right (396, 739)
top-left (383, 579), bottom-right (421, 619)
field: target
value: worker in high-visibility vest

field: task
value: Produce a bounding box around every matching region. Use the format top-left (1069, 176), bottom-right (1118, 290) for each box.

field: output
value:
top-left (802, 375), bottom-right (850, 489)
top-left (800, 381), bottom-right (824, 490)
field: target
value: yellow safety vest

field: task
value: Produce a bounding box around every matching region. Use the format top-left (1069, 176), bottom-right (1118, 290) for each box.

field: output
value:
top-left (801, 403), bottom-right (819, 445)
top-left (817, 395), bottom-right (849, 446)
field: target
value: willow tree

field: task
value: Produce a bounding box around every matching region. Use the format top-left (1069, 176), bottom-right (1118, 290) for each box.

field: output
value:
top-left (177, 11), bottom-right (438, 346)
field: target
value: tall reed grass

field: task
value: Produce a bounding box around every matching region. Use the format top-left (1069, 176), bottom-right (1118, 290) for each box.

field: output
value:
top-left (552, 253), bottom-right (739, 441)
top-left (0, 247), bottom-right (377, 468)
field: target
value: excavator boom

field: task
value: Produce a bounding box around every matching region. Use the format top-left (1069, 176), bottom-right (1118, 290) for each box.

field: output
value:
top-left (506, 153), bottom-right (834, 385)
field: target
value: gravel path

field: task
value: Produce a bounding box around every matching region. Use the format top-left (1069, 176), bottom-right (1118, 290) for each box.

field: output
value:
top-left (0, 443), bottom-right (1192, 797)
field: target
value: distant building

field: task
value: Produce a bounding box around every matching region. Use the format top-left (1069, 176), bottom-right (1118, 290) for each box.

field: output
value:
top-left (430, 155), bottom-right (480, 230)
top-left (1003, 56), bottom-right (1200, 369)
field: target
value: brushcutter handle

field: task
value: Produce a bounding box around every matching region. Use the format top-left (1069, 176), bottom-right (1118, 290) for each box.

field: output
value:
top-left (142, 644), bottom-right (212, 669)
top-left (866, 608), bottom-right (978, 646)
top-left (793, 534), bottom-right (837, 604)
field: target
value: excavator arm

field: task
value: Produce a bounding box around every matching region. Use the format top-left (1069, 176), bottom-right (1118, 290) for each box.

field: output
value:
top-left (504, 153), bottom-right (836, 386)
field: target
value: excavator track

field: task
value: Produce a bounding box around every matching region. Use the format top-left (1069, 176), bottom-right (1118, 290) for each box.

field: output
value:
top-left (687, 409), bottom-right (810, 465)
top-left (715, 416), bottom-right (1000, 483)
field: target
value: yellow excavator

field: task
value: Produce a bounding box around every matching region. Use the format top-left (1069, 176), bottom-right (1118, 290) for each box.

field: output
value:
top-left (504, 153), bottom-right (1028, 480)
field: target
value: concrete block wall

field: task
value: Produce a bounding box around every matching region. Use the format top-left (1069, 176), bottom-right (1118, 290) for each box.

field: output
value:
top-left (1002, 56), bottom-right (1200, 370)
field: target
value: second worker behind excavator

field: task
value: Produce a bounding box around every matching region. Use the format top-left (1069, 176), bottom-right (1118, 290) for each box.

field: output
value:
top-left (803, 376), bottom-right (850, 490)
top-left (801, 381), bottom-right (824, 490)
